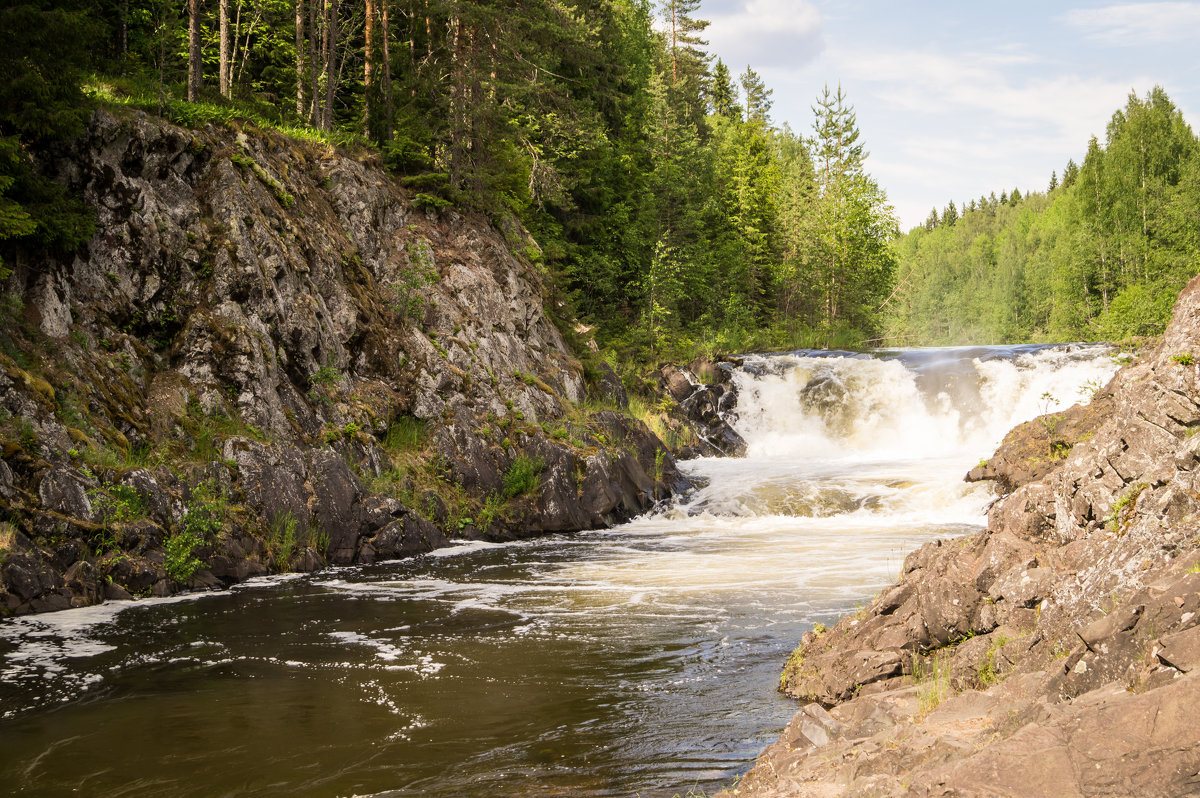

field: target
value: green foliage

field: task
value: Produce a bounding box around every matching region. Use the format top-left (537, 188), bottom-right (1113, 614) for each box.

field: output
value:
top-left (89, 482), bottom-right (150, 527)
top-left (977, 633), bottom-right (1011, 686)
top-left (912, 650), bottom-right (954, 715)
top-left (163, 529), bottom-right (204, 584)
top-left (502, 454), bottom-right (546, 499)
top-left (5, 0), bottom-right (913, 362)
top-left (183, 479), bottom-right (226, 541)
top-left (0, 2), bottom-right (98, 270)
top-left (265, 511), bottom-right (299, 572)
top-left (1108, 482), bottom-right (1149, 534)
top-left (382, 415), bottom-right (428, 452)
top-left (164, 479), bottom-right (226, 584)
top-left (1172, 353), bottom-right (1194, 366)
top-left (388, 240), bottom-right (439, 322)
top-left (412, 193), bottom-right (453, 213)
top-left (309, 361), bottom-right (341, 388)
top-left (888, 86), bottom-right (1199, 345)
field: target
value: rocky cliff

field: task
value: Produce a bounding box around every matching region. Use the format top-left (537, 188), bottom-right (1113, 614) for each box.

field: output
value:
top-left (0, 109), bottom-right (694, 615)
top-left (728, 276), bottom-right (1200, 796)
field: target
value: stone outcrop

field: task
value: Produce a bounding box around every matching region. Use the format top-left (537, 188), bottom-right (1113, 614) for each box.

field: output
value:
top-left (729, 274), bottom-right (1200, 797)
top-left (653, 358), bottom-right (747, 458)
top-left (0, 109), bottom-right (691, 615)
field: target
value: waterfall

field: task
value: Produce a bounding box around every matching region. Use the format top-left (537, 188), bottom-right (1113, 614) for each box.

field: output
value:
top-left (673, 344), bottom-right (1119, 525)
top-left (0, 343), bottom-right (1125, 798)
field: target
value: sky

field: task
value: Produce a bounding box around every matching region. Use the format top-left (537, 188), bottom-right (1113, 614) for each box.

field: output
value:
top-left (699, 0), bottom-right (1200, 230)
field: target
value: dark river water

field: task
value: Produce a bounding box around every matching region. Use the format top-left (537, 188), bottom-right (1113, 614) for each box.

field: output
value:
top-left (0, 345), bottom-right (1117, 797)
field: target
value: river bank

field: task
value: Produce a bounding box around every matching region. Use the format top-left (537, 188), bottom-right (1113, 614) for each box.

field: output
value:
top-left (729, 277), bottom-right (1200, 796)
top-left (1, 341), bottom-right (1115, 795)
top-left (0, 108), bottom-right (752, 617)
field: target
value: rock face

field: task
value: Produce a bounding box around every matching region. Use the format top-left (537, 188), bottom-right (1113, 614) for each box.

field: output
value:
top-left (653, 359), bottom-right (747, 458)
top-left (0, 109), bottom-right (690, 615)
top-left (730, 274), bottom-right (1200, 797)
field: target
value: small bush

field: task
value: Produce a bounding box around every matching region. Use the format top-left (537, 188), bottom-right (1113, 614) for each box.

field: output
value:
top-left (309, 362), bottom-right (341, 388)
top-left (1108, 482), bottom-right (1148, 533)
top-left (164, 529), bottom-right (204, 584)
top-left (184, 480), bottom-right (226, 540)
top-left (913, 651), bottom-right (953, 715)
top-left (412, 192), bottom-right (452, 212)
top-left (90, 483), bottom-right (150, 526)
top-left (502, 454), bottom-right (545, 498)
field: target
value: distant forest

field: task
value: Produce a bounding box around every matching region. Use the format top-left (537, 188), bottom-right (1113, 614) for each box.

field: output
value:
top-left (1, 1), bottom-right (1196, 358)
top-left (887, 87), bottom-right (1200, 346)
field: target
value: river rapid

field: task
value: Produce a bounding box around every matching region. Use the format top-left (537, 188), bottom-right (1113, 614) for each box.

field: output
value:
top-left (0, 345), bottom-right (1119, 797)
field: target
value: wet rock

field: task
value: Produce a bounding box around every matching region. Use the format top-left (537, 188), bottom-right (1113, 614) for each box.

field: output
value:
top-left (733, 274), bottom-right (1200, 798)
top-left (309, 450), bottom-right (366, 564)
top-left (370, 514), bottom-right (446, 558)
top-left (654, 364), bottom-right (747, 458)
top-left (118, 469), bottom-right (181, 525)
top-left (36, 467), bottom-right (97, 522)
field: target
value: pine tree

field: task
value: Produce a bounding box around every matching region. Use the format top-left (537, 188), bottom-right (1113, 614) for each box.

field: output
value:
top-left (943, 200), bottom-right (957, 226)
top-left (739, 65), bottom-right (772, 125)
top-left (1063, 158), bottom-right (1080, 189)
top-left (709, 58), bottom-right (738, 119)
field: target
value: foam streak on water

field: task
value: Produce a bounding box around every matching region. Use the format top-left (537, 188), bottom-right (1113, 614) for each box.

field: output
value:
top-left (0, 344), bottom-right (1120, 797)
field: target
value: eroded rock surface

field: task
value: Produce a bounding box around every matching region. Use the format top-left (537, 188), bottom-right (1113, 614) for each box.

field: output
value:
top-left (730, 274), bottom-right (1200, 797)
top-left (0, 110), bottom-right (692, 615)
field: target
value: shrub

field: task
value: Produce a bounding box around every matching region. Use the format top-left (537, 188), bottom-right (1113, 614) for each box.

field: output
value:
top-left (184, 480), bottom-right (227, 540)
top-left (502, 454), bottom-right (545, 498)
top-left (164, 529), bottom-right (204, 584)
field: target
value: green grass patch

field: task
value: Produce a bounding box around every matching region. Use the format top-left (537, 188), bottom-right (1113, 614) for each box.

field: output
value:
top-left (382, 415), bottom-right (428, 452)
top-left (502, 454), bottom-right (545, 499)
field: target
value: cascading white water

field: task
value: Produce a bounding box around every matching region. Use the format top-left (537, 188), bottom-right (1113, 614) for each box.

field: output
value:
top-left (0, 343), bottom-right (1124, 798)
top-left (671, 344), bottom-right (1119, 527)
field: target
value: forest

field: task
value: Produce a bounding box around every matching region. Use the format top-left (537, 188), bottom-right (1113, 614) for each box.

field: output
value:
top-left (886, 87), bottom-right (1200, 346)
top-left (1, 1), bottom-right (1195, 358)
top-left (0, 0), bottom-right (898, 363)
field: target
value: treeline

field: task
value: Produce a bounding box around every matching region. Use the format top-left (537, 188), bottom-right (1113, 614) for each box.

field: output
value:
top-left (886, 87), bottom-right (1200, 345)
top-left (0, 0), bottom-right (900, 359)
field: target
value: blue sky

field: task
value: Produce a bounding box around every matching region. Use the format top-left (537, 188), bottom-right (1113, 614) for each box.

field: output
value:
top-left (700, 0), bottom-right (1200, 230)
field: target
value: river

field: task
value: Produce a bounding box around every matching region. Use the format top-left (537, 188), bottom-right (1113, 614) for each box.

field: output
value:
top-left (0, 345), bottom-right (1118, 797)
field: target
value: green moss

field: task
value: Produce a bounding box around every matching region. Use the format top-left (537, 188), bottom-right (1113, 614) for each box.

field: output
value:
top-left (1108, 482), bottom-right (1149, 533)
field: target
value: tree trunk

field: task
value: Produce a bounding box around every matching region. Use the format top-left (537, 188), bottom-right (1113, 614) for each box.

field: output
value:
top-left (322, 0), bottom-right (340, 131)
top-left (365, 0), bottom-right (374, 137)
top-left (120, 0), bottom-right (129, 59)
top-left (381, 0), bottom-right (393, 139)
top-left (295, 0), bottom-right (306, 117)
top-left (188, 0), bottom-right (203, 102)
top-left (219, 0), bottom-right (231, 98)
top-left (308, 0), bottom-right (320, 125)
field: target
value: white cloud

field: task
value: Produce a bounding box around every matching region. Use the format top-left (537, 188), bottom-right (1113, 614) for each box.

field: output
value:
top-left (814, 43), bottom-right (1153, 226)
top-left (705, 0), bottom-right (824, 69)
top-left (839, 46), bottom-right (1134, 134)
top-left (1060, 2), bottom-right (1200, 44)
